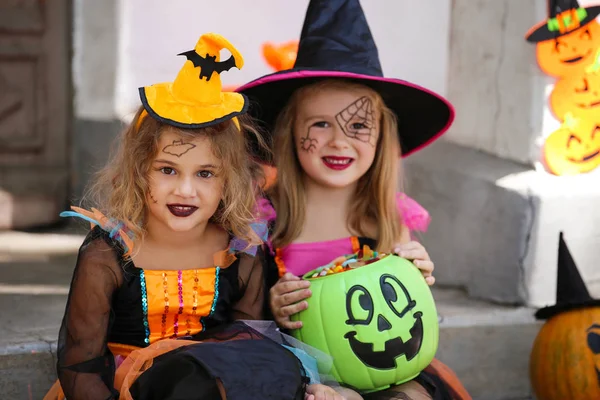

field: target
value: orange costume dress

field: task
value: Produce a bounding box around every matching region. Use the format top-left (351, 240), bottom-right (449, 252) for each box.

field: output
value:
top-left (44, 211), bottom-right (311, 400)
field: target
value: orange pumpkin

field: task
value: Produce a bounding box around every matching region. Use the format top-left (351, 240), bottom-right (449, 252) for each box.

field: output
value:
top-left (589, 324), bottom-right (600, 386)
top-left (550, 71), bottom-right (600, 121)
top-left (530, 232), bottom-right (600, 400)
top-left (534, 20), bottom-right (600, 78)
top-left (530, 307), bottom-right (600, 400)
top-left (544, 114), bottom-right (600, 175)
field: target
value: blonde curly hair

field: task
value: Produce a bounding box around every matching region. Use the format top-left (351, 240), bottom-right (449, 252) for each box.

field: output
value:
top-left (84, 106), bottom-right (270, 249)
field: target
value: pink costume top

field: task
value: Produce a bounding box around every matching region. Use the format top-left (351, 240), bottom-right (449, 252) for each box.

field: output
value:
top-left (258, 193), bottom-right (431, 277)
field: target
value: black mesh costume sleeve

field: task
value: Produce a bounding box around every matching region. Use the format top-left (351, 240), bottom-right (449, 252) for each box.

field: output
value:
top-left (231, 247), bottom-right (266, 321)
top-left (56, 227), bottom-right (123, 400)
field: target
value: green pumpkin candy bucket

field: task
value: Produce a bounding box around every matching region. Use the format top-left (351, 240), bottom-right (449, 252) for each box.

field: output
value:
top-left (291, 247), bottom-right (439, 393)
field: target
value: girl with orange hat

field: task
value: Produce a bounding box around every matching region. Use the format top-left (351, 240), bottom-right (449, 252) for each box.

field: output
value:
top-left (44, 32), bottom-right (344, 400)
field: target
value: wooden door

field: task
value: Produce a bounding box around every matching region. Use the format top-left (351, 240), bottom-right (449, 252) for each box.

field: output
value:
top-left (0, 0), bottom-right (71, 229)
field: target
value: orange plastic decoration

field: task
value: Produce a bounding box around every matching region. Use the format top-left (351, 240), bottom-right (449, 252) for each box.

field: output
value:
top-left (550, 71), bottom-right (600, 121)
top-left (255, 40), bottom-right (299, 189)
top-left (532, 20), bottom-right (600, 78)
top-left (262, 40), bottom-right (299, 72)
top-left (544, 113), bottom-right (600, 175)
top-left (261, 164), bottom-right (277, 190)
top-left (556, 8), bottom-right (582, 34)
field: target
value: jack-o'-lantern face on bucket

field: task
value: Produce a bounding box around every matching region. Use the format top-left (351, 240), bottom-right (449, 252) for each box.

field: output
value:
top-left (551, 72), bottom-right (600, 121)
top-left (290, 254), bottom-right (439, 392)
top-left (544, 114), bottom-right (600, 175)
top-left (535, 21), bottom-right (600, 78)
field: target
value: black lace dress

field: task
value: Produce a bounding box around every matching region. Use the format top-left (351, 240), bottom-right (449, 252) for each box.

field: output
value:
top-left (44, 225), bottom-right (310, 400)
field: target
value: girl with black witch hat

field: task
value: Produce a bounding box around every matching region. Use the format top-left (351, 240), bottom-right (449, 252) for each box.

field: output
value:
top-left (237, 0), bottom-right (471, 399)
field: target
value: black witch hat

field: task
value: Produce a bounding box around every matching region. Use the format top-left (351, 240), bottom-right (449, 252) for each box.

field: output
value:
top-left (535, 232), bottom-right (600, 320)
top-left (526, 0), bottom-right (600, 42)
top-left (236, 0), bottom-right (454, 161)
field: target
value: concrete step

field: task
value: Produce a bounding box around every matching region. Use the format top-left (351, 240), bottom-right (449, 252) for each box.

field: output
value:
top-left (404, 140), bottom-right (600, 309)
top-left (434, 289), bottom-right (540, 400)
top-left (0, 227), bottom-right (540, 400)
top-left (0, 254), bottom-right (74, 399)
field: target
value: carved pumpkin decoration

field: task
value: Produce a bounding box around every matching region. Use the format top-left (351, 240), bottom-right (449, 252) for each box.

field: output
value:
top-left (588, 323), bottom-right (600, 388)
top-left (291, 248), bottom-right (439, 393)
top-left (543, 113), bottom-right (600, 175)
top-left (531, 310), bottom-right (600, 400)
top-left (550, 71), bottom-right (600, 121)
top-left (262, 40), bottom-right (299, 72)
top-left (525, 1), bottom-right (600, 78)
top-left (530, 233), bottom-right (600, 400)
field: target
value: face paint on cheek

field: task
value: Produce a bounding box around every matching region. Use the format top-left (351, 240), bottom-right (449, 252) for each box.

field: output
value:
top-left (300, 126), bottom-right (318, 153)
top-left (335, 96), bottom-right (376, 147)
top-left (162, 139), bottom-right (196, 157)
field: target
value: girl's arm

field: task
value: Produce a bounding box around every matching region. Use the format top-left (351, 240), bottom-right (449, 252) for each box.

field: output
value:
top-left (57, 231), bottom-right (122, 399)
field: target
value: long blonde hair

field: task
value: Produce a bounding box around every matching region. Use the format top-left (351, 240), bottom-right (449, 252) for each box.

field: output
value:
top-left (269, 79), bottom-right (404, 252)
top-left (84, 106), bottom-right (270, 248)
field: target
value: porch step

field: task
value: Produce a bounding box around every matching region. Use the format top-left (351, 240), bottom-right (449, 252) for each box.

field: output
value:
top-left (0, 255), bottom-right (74, 399)
top-left (434, 288), bottom-right (540, 400)
top-left (0, 227), bottom-right (540, 400)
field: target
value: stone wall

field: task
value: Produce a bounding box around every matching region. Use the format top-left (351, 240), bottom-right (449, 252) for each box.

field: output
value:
top-left (71, 0), bottom-right (121, 202)
top-left (405, 0), bottom-right (600, 307)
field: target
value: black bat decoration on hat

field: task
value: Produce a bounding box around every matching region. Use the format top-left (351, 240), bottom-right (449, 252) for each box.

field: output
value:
top-left (177, 50), bottom-right (236, 81)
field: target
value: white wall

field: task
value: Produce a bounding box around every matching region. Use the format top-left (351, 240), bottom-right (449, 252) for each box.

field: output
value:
top-left (113, 0), bottom-right (451, 121)
top-left (73, 0), bottom-right (118, 120)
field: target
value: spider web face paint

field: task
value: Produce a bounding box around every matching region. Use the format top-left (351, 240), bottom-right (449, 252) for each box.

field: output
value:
top-left (335, 96), bottom-right (376, 147)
